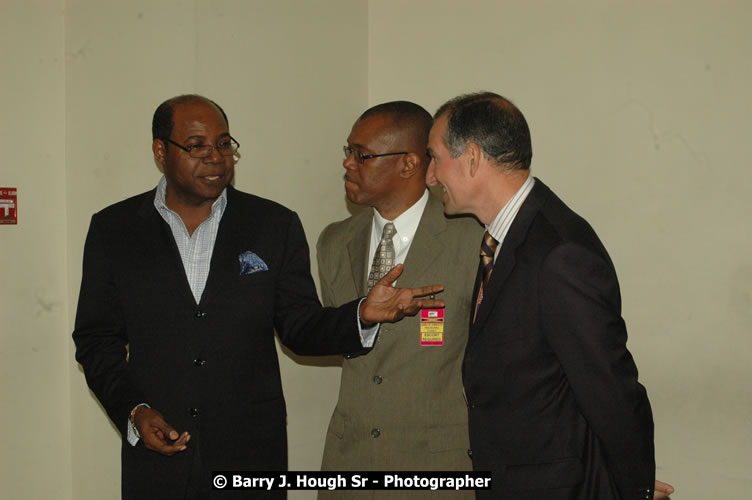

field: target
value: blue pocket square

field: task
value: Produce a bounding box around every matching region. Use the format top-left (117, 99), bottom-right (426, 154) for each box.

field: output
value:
top-left (239, 250), bottom-right (268, 275)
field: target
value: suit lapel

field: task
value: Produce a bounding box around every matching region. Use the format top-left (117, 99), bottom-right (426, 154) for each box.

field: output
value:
top-left (470, 178), bottom-right (549, 334)
top-left (339, 209), bottom-right (375, 368)
top-left (399, 194), bottom-right (447, 285)
top-left (346, 210), bottom-right (372, 296)
top-left (469, 261), bottom-right (483, 329)
top-left (200, 186), bottom-right (242, 306)
top-left (136, 189), bottom-right (198, 307)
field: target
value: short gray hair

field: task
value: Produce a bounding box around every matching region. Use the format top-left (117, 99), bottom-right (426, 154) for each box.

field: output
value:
top-left (435, 92), bottom-right (532, 170)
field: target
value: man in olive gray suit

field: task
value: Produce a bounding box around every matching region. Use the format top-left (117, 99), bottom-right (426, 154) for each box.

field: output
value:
top-left (317, 102), bottom-right (482, 499)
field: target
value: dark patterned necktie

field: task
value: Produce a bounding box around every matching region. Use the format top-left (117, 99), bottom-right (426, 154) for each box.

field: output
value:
top-left (473, 230), bottom-right (499, 323)
top-left (367, 222), bottom-right (397, 290)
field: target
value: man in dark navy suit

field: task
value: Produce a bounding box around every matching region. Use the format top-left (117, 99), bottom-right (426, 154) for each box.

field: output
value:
top-left (426, 91), bottom-right (671, 500)
top-left (72, 94), bottom-right (443, 499)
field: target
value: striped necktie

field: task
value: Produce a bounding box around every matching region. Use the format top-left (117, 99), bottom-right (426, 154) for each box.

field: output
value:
top-left (473, 230), bottom-right (499, 323)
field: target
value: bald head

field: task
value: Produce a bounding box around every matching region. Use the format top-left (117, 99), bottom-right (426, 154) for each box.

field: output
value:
top-left (358, 101), bottom-right (433, 169)
top-left (152, 94), bottom-right (229, 142)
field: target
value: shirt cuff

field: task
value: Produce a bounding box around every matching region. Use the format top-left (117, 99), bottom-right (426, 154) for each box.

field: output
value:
top-left (126, 403), bottom-right (150, 446)
top-left (356, 297), bottom-right (380, 348)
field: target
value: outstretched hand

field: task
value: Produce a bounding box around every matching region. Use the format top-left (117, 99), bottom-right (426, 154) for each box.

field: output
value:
top-left (359, 264), bottom-right (445, 325)
top-left (132, 406), bottom-right (190, 456)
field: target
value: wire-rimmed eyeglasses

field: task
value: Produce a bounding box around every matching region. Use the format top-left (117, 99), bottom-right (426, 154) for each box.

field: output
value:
top-left (343, 145), bottom-right (407, 164)
top-left (161, 136), bottom-right (240, 158)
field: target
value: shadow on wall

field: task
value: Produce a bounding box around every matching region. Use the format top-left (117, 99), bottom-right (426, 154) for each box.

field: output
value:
top-left (279, 341), bottom-right (343, 369)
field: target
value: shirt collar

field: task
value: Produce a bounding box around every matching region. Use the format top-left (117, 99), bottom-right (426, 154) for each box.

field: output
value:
top-left (153, 175), bottom-right (228, 219)
top-left (486, 174), bottom-right (535, 247)
top-left (372, 189), bottom-right (430, 241)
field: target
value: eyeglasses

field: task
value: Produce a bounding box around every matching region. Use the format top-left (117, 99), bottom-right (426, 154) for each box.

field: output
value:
top-left (343, 145), bottom-right (407, 164)
top-left (161, 136), bottom-right (240, 158)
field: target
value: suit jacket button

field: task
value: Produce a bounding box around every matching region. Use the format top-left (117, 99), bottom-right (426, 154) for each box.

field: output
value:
top-left (194, 310), bottom-right (206, 318)
top-left (467, 449), bottom-right (473, 458)
top-left (370, 428), bottom-right (381, 438)
top-left (189, 408), bottom-right (199, 417)
top-left (373, 375), bottom-right (382, 384)
top-left (194, 358), bottom-right (205, 366)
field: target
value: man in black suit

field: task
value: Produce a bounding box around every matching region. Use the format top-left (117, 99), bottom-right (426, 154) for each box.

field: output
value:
top-left (425, 92), bottom-right (657, 499)
top-left (72, 94), bottom-right (443, 499)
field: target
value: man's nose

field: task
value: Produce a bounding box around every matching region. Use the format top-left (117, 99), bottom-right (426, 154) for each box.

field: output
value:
top-left (343, 152), bottom-right (357, 169)
top-left (204, 146), bottom-right (224, 163)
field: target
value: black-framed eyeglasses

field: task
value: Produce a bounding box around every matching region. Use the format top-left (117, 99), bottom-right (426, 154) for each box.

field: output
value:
top-left (161, 136), bottom-right (240, 158)
top-left (343, 145), bottom-right (407, 164)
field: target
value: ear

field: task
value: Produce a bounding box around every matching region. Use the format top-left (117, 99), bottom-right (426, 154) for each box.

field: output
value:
top-left (152, 138), bottom-right (166, 167)
top-left (399, 153), bottom-right (420, 179)
top-left (465, 142), bottom-right (482, 178)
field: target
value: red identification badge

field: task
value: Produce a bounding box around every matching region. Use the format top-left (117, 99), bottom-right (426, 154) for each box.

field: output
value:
top-left (0, 187), bottom-right (17, 225)
top-left (420, 309), bottom-right (444, 346)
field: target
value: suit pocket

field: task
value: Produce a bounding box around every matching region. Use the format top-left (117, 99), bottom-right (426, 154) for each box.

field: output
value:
top-left (503, 457), bottom-right (583, 490)
top-left (236, 268), bottom-right (273, 287)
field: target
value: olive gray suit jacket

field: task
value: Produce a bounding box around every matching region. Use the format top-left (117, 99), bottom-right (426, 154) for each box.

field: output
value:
top-left (316, 193), bottom-right (482, 499)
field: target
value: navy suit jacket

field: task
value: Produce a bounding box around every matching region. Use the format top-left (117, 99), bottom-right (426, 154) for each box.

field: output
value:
top-left (73, 185), bottom-right (364, 499)
top-left (465, 179), bottom-right (655, 500)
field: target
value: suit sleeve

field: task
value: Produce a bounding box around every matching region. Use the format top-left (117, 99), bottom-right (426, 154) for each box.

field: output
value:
top-left (273, 213), bottom-right (364, 355)
top-left (539, 242), bottom-right (655, 499)
top-left (72, 214), bottom-right (144, 437)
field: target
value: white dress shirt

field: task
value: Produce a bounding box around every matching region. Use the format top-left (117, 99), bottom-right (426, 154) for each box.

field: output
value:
top-left (369, 189), bottom-right (430, 271)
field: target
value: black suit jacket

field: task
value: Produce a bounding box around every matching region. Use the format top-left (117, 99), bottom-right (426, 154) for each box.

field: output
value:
top-left (464, 179), bottom-right (655, 500)
top-left (73, 185), bottom-right (364, 499)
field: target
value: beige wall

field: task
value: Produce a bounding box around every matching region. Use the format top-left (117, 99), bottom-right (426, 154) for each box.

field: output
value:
top-left (368, 1), bottom-right (752, 498)
top-left (63, 1), bottom-right (367, 499)
top-left (1, 0), bottom-right (750, 498)
top-left (0, 0), bottom-right (72, 498)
